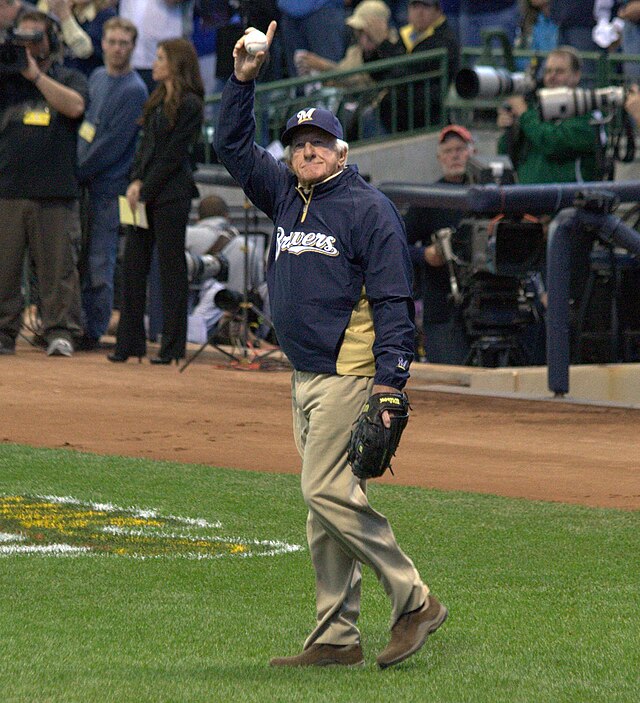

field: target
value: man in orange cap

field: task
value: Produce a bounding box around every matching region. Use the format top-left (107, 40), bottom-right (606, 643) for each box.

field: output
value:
top-left (404, 124), bottom-right (475, 364)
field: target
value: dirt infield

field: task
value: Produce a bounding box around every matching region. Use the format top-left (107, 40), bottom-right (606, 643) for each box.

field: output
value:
top-left (2, 340), bottom-right (639, 510)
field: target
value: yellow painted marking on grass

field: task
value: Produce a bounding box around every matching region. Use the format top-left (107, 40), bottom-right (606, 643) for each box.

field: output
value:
top-left (0, 495), bottom-right (303, 560)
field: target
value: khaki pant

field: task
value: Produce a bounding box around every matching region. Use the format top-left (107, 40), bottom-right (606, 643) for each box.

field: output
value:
top-left (0, 199), bottom-right (82, 342)
top-left (291, 371), bottom-right (428, 647)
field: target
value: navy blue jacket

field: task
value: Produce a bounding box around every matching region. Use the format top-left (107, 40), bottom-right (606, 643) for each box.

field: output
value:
top-left (214, 76), bottom-right (415, 389)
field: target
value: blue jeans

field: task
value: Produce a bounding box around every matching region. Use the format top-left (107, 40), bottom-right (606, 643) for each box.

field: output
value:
top-left (81, 193), bottom-right (119, 340)
top-left (280, 5), bottom-right (347, 79)
top-left (459, 3), bottom-right (519, 47)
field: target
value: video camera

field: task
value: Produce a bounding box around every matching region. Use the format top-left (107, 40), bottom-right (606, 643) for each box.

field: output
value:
top-left (432, 155), bottom-right (545, 366)
top-left (0, 28), bottom-right (42, 75)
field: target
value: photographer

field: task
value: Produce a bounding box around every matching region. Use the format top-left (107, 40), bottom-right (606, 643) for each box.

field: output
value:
top-left (0, 9), bottom-right (87, 356)
top-left (497, 46), bottom-right (600, 184)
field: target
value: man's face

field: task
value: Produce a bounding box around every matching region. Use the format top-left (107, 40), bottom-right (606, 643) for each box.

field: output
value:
top-left (408, 3), bottom-right (438, 33)
top-left (102, 27), bottom-right (135, 73)
top-left (437, 136), bottom-right (472, 181)
top-left (0, 0), bottom-right (20, 31)
top-left (289, 126), bottom-right (347, 187)
top-left (16, 18), bottom-right (50, 63)
top-left (543, 53), bottom-right (581, 89)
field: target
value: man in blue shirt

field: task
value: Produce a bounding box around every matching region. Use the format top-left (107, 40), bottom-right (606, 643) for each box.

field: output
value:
top-left (215, 21), bottom-right (448, 670)
top-left (76, 16), bottom-right (148, 350)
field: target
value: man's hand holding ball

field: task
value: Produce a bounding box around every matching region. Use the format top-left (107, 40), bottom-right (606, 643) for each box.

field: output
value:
top-left (244, 29), bottom-right (269, 56)
top-left (234, 22), bottom-right (277, 82)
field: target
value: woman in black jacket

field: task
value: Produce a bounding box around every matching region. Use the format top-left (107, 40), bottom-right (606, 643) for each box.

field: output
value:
top-left (109, 38), bottom-right (204, 364)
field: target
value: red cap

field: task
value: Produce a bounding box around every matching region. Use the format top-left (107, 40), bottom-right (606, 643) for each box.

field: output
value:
top-left (438, 125), bottom-right (473, 144)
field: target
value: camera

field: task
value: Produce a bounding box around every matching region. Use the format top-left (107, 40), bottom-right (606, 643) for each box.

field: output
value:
top-left (465, 154), bottom-right (517, 186)
top-left (433, 154), bottom-right (545, 366)
top-left (538, 86), bottom-right (625, 121)
top-left (0, 29), bottom-right (43, 75)
top-left (455, 66), bottom-right (537, 100)
top-left (185, 251), bottom-right (229, 284)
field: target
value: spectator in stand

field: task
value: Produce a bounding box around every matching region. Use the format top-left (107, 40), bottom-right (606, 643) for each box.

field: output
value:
top-left (109, 38), bottom-right (204, 365)
top-left (294, 0), bottom-right (404, 138)
top-left (294, 1), bottom-right (402, 83)
top-left (600, 1), bottom-right (640, 79)
top-left (0, 9), bottom-right (87, 357)
top-left (38, 0), bottom-right (93, 58)
top-left (75, 17), bottom-right (148, 351)
top-left (403, 125), bottom-right (474, 364)
top-left (458, 0), bottom-right (520, 47)
top-left (118, 0), bottom-right (193, 93)
top-left (517, 0), bottom-right (559, 55)
top-left (514, 0), bottom-right (559, 73)
top-left (64, 0), bottom-right (117, 76)
top-left (397, 0), bottom-right (459, 128)
top-left (277, 0), bottom-right (347, 79)
top-left (350, 1), bottom-right (410, 28)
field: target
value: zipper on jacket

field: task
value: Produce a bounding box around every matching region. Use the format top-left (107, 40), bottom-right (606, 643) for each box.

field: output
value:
top-left (296, 185), bottom-right (314, 223)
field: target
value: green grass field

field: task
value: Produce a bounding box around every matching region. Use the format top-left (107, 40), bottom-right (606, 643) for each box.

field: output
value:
top-left (0, 444), bottom-right (638, 703)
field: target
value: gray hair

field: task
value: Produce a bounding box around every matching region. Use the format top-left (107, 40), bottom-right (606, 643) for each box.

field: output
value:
top-left (283, 137), bottom-right (349, 164)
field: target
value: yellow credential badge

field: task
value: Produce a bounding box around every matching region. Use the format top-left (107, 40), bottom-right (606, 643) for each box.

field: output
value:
top-left (78, 120), bottom-right (96, 143)
top-left (23, 108), bottom-right (50, 126)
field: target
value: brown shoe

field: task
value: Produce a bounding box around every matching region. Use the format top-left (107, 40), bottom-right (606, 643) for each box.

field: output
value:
top-left (376, 596), bottom-right (448, 670)
top-left (270, 643), bottom-right (364, 668)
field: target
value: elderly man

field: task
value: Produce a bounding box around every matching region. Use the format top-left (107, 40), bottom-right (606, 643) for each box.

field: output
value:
top-left (497, 46), bottom-right (600, 184)
top-left (404, 125), bottom-right (475, 364)
top-left (213, 21), bottom-right (447, 670)
top-left (0, 9), bottom-right (87, 356)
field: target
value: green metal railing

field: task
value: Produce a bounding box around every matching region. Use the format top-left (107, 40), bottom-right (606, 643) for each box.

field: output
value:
top-left (201, 49), bottom-right (449, 160)
top-left (199, 38), bottom-right (640, 163)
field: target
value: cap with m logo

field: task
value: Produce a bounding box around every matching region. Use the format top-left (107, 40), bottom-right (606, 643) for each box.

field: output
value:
top-left (281, 106), bottom-right (344, 146)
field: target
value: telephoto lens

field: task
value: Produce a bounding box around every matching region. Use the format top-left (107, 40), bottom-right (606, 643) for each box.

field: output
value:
top-left (538, 86), bottom-right (625, 121)
top-left (455, 66), bottom-right (536, 99)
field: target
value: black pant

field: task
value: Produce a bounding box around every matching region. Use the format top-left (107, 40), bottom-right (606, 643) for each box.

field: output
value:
top-left (115, 198), bottom-right (191, 359)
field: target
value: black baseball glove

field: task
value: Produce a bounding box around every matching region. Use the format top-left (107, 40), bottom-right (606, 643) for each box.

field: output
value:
top-left (347, 392), bottom-right (410, 480)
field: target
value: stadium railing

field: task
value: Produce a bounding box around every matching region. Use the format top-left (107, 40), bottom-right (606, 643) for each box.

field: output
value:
top-left (198, 44), bottom-right (640, 164)
top-left (200, 49), bottom-right (449, 160)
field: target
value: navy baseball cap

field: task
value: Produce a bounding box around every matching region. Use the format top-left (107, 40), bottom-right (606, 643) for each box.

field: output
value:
top-left (281, 107), bottom-right (344, 146)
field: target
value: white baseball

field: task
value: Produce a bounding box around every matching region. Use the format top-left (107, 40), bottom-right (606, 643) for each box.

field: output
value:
top-left (244, 29), bottom-right (268, 56)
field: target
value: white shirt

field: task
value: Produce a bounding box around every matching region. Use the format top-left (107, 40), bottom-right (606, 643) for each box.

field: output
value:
top-left (119, 0), bottom-right (185, 69)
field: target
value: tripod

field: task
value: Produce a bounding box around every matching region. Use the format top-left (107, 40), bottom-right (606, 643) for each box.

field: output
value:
top-left (180, 197), bottom-right (277, 372)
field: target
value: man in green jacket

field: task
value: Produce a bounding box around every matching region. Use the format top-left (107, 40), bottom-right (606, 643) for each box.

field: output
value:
top-left (497, 46), bottom-right (600, 184)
